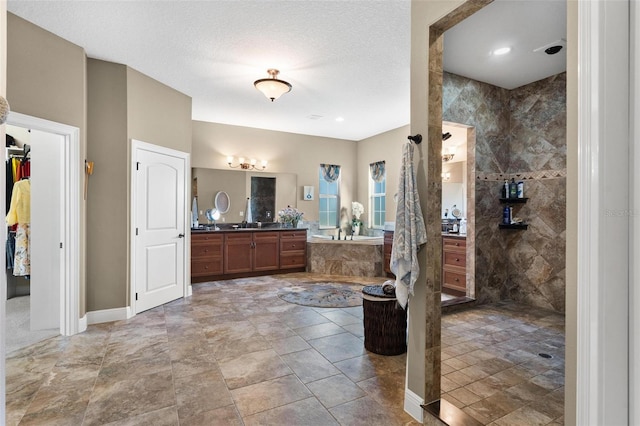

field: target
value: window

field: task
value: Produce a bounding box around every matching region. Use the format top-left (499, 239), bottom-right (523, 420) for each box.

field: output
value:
top-left (319, 164), bottom-right (340, 228)
top-left (369, 161), bottom-right (386, 229)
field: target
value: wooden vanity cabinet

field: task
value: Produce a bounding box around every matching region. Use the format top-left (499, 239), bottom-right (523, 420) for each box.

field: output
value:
top-left (192, 229), bottom-right (306, 282)
top-left (191, 233), bottom-right (224, 277)
top-left (442, 236), bottom-right (466, 296)
top-left (279, 230), bottom-right (307, 269)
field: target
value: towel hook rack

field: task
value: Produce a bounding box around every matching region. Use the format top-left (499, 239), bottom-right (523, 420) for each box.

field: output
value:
top-left (407, 134), bottom-right (422, 144)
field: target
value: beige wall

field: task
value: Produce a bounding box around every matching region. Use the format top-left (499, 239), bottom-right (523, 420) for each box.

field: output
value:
top-left (7, 12), bottom-right (88, 315)
top-left (86, 59), bottom-right (128, 310)
top-left (357, 125), bottom-right (409, 224)
top-left (192, 121), bottom-right (358, 222)
top-left (86, 60), bottom-right (192, 311)
top-left (126, 67), bottom-right (192, 154)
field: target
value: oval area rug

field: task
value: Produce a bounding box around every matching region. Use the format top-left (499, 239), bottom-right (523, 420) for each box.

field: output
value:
top-left (277, 282), bottom-right (363, 308)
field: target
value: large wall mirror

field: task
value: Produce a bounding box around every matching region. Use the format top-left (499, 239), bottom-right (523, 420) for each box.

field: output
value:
top-left (442, 122), bottom-right (468, 219)
top-left (192, 168), bottom-right (297, 224)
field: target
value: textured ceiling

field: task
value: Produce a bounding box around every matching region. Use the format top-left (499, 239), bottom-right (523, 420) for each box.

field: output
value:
top-left (7, 0), bottom-right (566, 141)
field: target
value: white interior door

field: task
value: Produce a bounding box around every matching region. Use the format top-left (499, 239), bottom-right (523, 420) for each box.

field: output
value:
top-left (29, 129), bottom-right (63, 331)
top-left (133, 142), bottom-right (187, 313)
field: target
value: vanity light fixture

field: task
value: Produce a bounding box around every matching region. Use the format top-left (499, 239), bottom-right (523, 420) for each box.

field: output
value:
top-left (441, 172), bottom-right (451, 181)
top-left (254, 69), bottom-right (292, 102)
top-left (227, 156), bottom-right (267, 171)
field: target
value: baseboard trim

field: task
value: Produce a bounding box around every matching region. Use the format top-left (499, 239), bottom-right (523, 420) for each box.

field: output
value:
top-left (404, 387), bottom-right (424, 423)
top-left (86, 307), bottom-right (131, 325)
top-left (78, 315), bottom-right (88, 333)
top-left (187, 284), bottom-right (193, 297)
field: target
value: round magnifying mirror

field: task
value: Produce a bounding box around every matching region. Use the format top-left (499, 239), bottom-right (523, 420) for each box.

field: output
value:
top-left (214, 191), bottom-right (230, 214)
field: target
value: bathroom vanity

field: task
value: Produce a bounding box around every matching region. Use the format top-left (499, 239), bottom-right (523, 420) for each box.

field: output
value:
top-left (191, 228), bottom-right (307, 283)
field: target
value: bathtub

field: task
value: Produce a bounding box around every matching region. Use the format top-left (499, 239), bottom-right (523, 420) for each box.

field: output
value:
top-left (310, 234), bottom-right (383, 245)
top-left (307, 234), bottom-right (384, 276)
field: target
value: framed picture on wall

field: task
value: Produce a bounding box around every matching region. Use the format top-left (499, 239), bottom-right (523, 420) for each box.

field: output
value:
top-left (303, 186), bottom-right (314, 201)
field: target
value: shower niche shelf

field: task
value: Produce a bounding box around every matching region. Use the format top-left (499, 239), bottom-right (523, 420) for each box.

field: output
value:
top-left (498, 223), bottom-right (528, 230)
top-left (499, 198), bottom-right (528, 203)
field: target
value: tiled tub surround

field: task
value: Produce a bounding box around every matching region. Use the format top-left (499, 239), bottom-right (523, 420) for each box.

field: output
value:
top-left (307, 239), bottom-right (384, 277)
top-left (5, 274), bottom-right (564, 426)
top-left (444, 71), bottom-right (566, 312)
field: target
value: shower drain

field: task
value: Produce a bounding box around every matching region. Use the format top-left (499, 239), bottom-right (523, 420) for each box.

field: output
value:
top-left (538, 353), bottom-right (553, 359)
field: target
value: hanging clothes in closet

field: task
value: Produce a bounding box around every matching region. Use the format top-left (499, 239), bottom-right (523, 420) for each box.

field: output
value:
top-left (6, 154), bottom-right (31, 277)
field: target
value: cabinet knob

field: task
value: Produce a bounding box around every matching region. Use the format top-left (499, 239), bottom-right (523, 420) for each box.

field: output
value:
top-left (455, 242), bottom-right (460, 246)
top-left (455, 258), bottom-right (460, 262)
top-left (455, 278), bottom-right (459, 282)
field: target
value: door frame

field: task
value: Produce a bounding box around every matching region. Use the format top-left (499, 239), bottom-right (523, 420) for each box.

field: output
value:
top-left (6, 112), bottom-right (81, 336)
top-left (129, 139), bottom-right (191, 316)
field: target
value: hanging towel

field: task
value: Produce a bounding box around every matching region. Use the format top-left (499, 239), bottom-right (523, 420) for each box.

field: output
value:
top-left (245, 197), bottom-right (253, 223)
top-left (390, 142), bottom-right (427, 309)
top-left (191, 197), bottom-right (199, 227)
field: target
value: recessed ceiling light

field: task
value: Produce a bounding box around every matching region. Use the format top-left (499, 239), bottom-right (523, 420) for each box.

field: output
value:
top-left (335, 117), bottom-right (344, 122)
top-left (493, 47), bottom-right (511, 56)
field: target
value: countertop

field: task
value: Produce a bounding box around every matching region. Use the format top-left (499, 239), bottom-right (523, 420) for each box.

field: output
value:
top-left (191, 226), bottom-right (308, 234)
top-left (441, 233), bottom-right (466, 239)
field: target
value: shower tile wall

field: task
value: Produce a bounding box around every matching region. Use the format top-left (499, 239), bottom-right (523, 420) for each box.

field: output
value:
top-left (444, 72), bottom-right (566, 313)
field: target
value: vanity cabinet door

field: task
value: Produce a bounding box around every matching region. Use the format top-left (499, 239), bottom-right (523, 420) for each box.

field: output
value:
top-left (253, 232), bottom-right (280, 271)
top-left (224, 233), bottom-right (253, 274)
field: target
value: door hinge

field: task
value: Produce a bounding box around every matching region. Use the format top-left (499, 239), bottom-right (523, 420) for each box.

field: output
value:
top-left (136, 161), bottom-right (140, 170)
top-left (136, 228), bottom-right (139, 236)
top-left (60, 242), bottom-right (63, 248)
top-left (135, 293), bottom-right (138, 301)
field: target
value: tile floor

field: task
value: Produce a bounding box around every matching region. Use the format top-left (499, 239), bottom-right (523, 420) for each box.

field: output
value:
top-left (5, 273), bottom-right (565, 425)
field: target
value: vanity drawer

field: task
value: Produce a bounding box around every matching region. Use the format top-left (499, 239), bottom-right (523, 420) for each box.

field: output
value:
top-left (443, 251), bottom-right (466, 269)
top-left (443, 270), bottom-right (466, 292)
top-left (192, 242), bottom-right (223, 258)
top-left (280, 230), bottom-right (307, 240)
top-left (443, 236), bottom-right (466, 252)
top-left (280, 253), bottom-right (306, 269)
top-left (191, 258), bottom-right (223, 276)
top-left (192, 233), bottom-right (224, 244)
top-left (281, 240), bottom-right (305, 252)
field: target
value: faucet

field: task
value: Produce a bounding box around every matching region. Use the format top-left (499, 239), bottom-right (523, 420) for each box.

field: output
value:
top-left (338, 229), bottom-right (342, 240)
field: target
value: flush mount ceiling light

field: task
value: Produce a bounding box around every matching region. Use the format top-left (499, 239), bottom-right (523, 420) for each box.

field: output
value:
top-left (492, 47), bottom-right (512, 56)
top-left (254, 69), bottom-right (292, 102)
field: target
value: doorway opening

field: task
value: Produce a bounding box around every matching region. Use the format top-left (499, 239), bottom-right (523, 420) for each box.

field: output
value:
top-left (4, 112), bottom-right (81, 355)
top-left (441, 121), bottom-right (476, 304)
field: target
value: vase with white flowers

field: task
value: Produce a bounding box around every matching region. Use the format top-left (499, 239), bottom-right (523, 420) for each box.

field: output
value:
top-left (278, 206), bottom-right (304, 228)
top-left (351, 201), bottom-right (364, 235)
